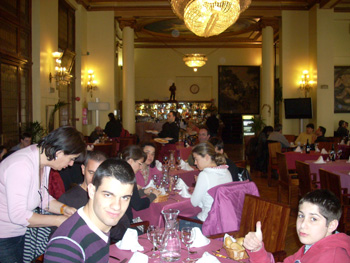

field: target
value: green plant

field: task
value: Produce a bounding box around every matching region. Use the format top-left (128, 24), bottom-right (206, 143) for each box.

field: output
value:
top-left (48, 101), bottom-right (68, 132)
top-left (25, 121), bottom-right (47, 143)
top-left (249, 115), bottom-right (266, 135)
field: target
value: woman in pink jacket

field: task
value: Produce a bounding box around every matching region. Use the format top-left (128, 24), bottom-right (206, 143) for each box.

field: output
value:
top-left (244, 189), bottom-right (350, 263)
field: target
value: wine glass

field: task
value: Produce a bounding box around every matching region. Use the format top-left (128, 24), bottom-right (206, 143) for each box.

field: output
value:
top-left (147, 225), bottom-right (159, 258)
top-left (181, 227), bottom-right (196, 262)
top-left (173, 175), bottom-right (179, 190)
top-left (176, 156), bottom-right (182, 170)
top-left (153, 174), bottom-right (158, 188)
top-left (337, 150), bottom-right (343, 160)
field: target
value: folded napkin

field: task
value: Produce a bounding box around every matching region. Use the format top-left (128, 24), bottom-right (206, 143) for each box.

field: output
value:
top-left (175, 178), bottom-right (189, 190)
top-left (196, 252), bottom-right (220, 263)
top-left (321, 148), bottom-right (328, 154)
top-left (116, 228), bottom-right (144, 252)
top-left (290, 142), bottom-right (295, 146)
top-left (190, 227), bottom-right (210, 248)
top-left (128, 252), bottom-right (148, 263)
top-left (180, 160), bottom-right (194, 171)
top-left (314, 156), bottom-right (326, 164)
top-left (155, 160), bottom-right (163, 171)
top-left (294, 146), bottom-right (302, 152)
top-left (179, 186), bottom-right (191, 198)
top-left (144, 179), bottom-right (156, 189)
top-left (315, 146), bottom-right (320, 152)
top-left (158, 187), bottom-right (166, 195)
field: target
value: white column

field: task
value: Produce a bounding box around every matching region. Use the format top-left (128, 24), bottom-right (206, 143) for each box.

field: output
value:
top-left (261, 23), bottom-right (275, 126)
top-left (120, 19), bottom-right (136, 134)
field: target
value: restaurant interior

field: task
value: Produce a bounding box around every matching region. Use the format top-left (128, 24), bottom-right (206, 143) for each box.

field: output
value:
top-left (1, 0), bottom-right (350, 262)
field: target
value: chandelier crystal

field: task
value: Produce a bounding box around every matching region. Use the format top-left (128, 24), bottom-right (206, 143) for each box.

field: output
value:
top-left (183, 53), bottom-right (208, 71)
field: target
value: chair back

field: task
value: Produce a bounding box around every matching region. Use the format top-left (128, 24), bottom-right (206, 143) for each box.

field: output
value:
top-left (119, 136), bottom-right (137, 152)
top-left (318, 168), bottom-right (330, 190)
top-left (202, 181), bottom-right (259, 236)
top-left (276, 152), bottom-right (290, 185)
top-left (319, 169), bottom-right (343, 202)
top-left (317, 142), bottom-right (337, 152)
top-left (268, 142), bottom-right (281, 168)
top-left (295, 161), bottom-right (313, 197)
top-left (238, 194), bottom-right (290, 252)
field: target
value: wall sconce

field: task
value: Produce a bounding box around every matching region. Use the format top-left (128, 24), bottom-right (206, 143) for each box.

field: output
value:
top-left (49, 52), bottom-right (72, 88)
top-left (87, 70), bottom-right (98, 98)
top-left (299, 70), bottom-right (314, 97)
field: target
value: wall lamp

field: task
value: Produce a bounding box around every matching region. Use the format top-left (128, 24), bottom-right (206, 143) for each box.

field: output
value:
top-left (87, 70), bottom-right (98, 98)
top-left (299, 70), bottom-right (314, 97)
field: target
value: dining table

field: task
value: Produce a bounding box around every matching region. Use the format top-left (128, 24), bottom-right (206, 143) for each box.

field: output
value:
top-left (337, 144), bottom-right (350, 159)
top-left (284, 151), bottom-right (327, 170)
top-left (169, 168), bottom-right (199, 187)
top-left (109, 232), bottom-right (248, 263)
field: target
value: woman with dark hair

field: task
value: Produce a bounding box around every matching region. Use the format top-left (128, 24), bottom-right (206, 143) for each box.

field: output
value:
top-left (119, 145), bottom-right (161, 223)
top-left (0, 126), bottom-right (86, 263)
top-left (135, 142), bottom-right (162, 187)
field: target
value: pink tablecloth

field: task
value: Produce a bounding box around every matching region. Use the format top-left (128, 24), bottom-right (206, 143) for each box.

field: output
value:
top-left (305, 159), bottom-right (350, 190)
top-left (337, 144), bottom-right (350, 159)
top-left (109, 233), bottom-right (245, 263)
top-left (285, 151), bottom-right (325, 170)
top-left (132, 193), bottom-right (201, 227)
top-left (176, 144), bottom-right (193, 161)
top-left (170, 168), bottom-right (199, 187)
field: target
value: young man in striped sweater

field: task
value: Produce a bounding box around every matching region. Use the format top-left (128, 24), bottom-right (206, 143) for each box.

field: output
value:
top-left (44, 159), bottom-right (135, 262)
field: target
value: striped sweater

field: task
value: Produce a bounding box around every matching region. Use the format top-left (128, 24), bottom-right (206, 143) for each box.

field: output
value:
top-left (44, 208), bottom-right (110, 262)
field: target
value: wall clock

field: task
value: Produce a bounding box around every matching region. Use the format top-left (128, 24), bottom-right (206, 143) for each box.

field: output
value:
top-left (190, 84), bottom-right (200, 94)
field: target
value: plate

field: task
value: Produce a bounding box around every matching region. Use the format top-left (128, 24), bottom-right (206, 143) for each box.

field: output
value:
top-left (154, 138), bottom-right (169, 144)
top-left (146, 130), bottom-right (159, 134)
top-left (164, 137), bottom-right (173, 141)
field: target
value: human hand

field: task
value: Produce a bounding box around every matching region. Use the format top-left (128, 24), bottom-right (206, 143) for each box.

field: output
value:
top-left (137, 184), bottom-right (143, 190)
top-left (243, 221), bottom-right (263, 252)
top-left (63, 206), bottom-right (76, 217)
top-left (144, 187), bottom-right (155, 195)
top-left (151, 189), bottom-right (162, 197)
top-left (56, 215), bottom-right (69, 227)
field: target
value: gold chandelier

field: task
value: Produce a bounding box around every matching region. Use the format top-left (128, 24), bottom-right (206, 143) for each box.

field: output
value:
top-left (183, 54), bottom-right (208, 71)
top-left (171, 0), bottom-right (251, 37)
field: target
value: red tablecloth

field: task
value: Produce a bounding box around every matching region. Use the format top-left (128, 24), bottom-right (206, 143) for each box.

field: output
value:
top-left (176, 144), bottom-right (193, 161)
top-left (109, 233), bottom-right (245, 263)
top-left (337, 144), bottom-right (350, 159)
top-left (285, 151), bottom-right (325, 170)
top-left (169, 168), bottom-right (199, 187)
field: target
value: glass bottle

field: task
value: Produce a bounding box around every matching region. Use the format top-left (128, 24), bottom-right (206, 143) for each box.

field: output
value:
top-left (306, 139), bottom-right (310, 154)
top-left (160, 209), bottom-right (181, 262)
top-left (330, 144), bottom-right (335, 161)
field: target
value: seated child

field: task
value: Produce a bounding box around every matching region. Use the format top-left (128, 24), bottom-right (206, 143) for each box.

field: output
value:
top-left (243, 189), bottom-right (350, 263)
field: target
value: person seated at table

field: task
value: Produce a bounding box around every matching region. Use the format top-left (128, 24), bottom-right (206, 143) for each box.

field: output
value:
top-left (336, 120), bottom-right (349, 138)
top-left (209, 137), bottom-right (239, 181)
top-left (187, 126), bottom-right (211, 166)
top-left (44, 159), bottom-right (135, 262)
top-left (89, 126), bottom-right (103, 143)
top-left (243, 189), bottom-right (350, 263)
top-left (9, 132), bottom-right (32, 152)
top-left (181, 142), bottom-right (232, 229)
top-left (315, 126), bottom-right (328, 143)
top-left (267, 124), bottom-right (290, 148)
top-left (255, 126), bottom-right (273, 176)
top-left (135, 142), bottom-right (162, 188)
top-left (295, 123), bottom-right (317, 145)
top-left (104, 112), bottom-right (122, 139)
top-left (119, 145), bottom-right (161, 223)
top-left (158, 111), bottom-right (180, 144)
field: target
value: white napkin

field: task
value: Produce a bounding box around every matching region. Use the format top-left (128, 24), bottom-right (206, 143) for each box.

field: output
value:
top-left (179, 186), bottom-right (191, 198)
top-left (190, 227), bottom-right (210, 248)
top-left (116, 228), bottom-right (144, 252)
top-left (158, 187), bottom-right (166, 195)
top-left (144, 179), bottom-right (156, 189)
top-left (315, 146), bottom-right (320, 152)
top-left (290, 142), bottom-right (294, 146)
top-left (321, 148), bottom-right (328, 154)
top-left (314, 156), bottom-right (326, 164)
top-left (180, 160), bottom-right (194, 171)
top-left (196, 252), bottom-right (220, 263)
top-left (128, 252), bottom-right (148, 263)
top-left (340, 140), bottom-right (345, 145)
top-left (224, 233), bottom-right (236, 243)
top-left (175, 178), bottom-right (189, 190)
top-left (155, 160), bottom-right (163, 171)
top-left (294, 146), bottom-right (302, 152)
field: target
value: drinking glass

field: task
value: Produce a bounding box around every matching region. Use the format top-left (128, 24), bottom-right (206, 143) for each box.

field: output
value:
top-left (173, 175), bottom-right (179, 191)
top-left (337, 150), bottom-right (343, 160)
top-left (147, 225), bottom-right (159, 259)
top-left (153, 174), bottom-right (158, 188)
top-left (163, 155), bottom-right (169, 166)
top-left (181, 227), bottom-right (196, 262)
top-left (176, 156), bottom-right (182, 170)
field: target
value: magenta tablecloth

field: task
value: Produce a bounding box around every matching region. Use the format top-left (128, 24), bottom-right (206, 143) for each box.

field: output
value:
top-left (176, 144), bottom-right (193, 161)
top-left (133, 193), bottom-right (201, 227)
top-left (170, 168), bottom-right (199, 187)
top-left (305, 160), bottom-right (350, 190)
top-left (332, 170), bottom-right (350, 190)
top-left (109, 233), bottom-right (246, 263)
top-left (337, 144), bottom-right (350, 159)
top-left (285, 151), bottom-right (324, 170)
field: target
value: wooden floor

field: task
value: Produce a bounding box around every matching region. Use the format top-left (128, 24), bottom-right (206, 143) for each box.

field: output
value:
top-left (225, 143), bottom-right (301, 256)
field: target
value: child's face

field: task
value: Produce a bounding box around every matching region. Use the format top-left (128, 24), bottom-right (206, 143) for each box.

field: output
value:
top-left (296, 202), bottom-right (334, 245)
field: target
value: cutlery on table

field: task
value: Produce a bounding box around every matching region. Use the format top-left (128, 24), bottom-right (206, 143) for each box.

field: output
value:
top-left (120, 259), bottom-right (127, 263)
top-left (109, 255), bottom-right (120, 261)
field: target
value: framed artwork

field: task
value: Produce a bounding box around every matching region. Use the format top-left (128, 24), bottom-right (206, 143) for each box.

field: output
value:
top-left (218, 66), bottom-right (260, 114)
top-left (334, 66), bottom-right (350, 113)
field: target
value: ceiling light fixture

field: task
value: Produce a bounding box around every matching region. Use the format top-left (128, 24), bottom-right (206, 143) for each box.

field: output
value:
top-left (183, 53), bottom-right (208, 71)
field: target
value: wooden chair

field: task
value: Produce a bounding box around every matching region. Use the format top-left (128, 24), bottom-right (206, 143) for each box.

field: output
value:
top-left (244, 135), bottom-right (257, 172)
top-left (119, 135), bottom-right (137, 152)
top-left (276, 152), bottom-right (299, 207)
top-left (295, 161), bottom-right (318, 197)
top-left (267, 142), bottom-right (281, 187)
top-left (318, 169), bottom-right (350, 234)
top-left (208, 194), bottom-right (290, 262)
top-left (317, 141), bottom-right (337, 152)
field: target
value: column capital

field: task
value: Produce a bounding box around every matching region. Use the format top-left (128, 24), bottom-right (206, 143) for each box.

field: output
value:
top-left (258, 17), bottom-right (279, 31)
top-left (117, 18), bottom-right (137, 30)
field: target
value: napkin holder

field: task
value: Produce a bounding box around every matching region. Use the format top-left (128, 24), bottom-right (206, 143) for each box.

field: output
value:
top-left (153, 194), bottom-right (169, 203)
top-left (223, 236), bottom-right (248, 260)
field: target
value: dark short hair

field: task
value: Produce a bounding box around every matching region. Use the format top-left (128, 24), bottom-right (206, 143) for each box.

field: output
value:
top-left (306, 123), bottom-right (314, 130)
top-left (38, 126), bottom-right (86, 161)
top-left (141, 142), bottom-right (156, 168)
top-left (299, 189), bottom-right (342, 225)
top-left (192, 141), bottom-right (226, 166)
top-left (119, 145), bottom-right (146, 162)
top-left (169, 111), bottom-right (177, 118)
top-left (198, 126), bottom-right (210, 135)
top-left (262, 126), bottom-right (273, 134)
top-left (92, 159), bottom-right (135, 191)
top-left (339, 120), bottom-right (345, 127)
top-left (274, 124), bottom-right (283, 132)
top-left (108, 113), bottom-right (115, 119)
top-left (319, 126), bottom-right (326, 136)
top-left (209, 137), bottom-right (224, 151)
top-left (21, 132), bottom-right (32, 140)
top-left (84, 150), bottom-right (108, 166)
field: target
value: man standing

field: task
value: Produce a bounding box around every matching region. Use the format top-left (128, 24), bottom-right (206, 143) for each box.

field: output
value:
top-left (158, 111), bottom-right (179, 144)
top-left (104, 113), bottom-right (122, 139)
top-left (44, 159), bottom-right (135, 262)
top-left (10, 132), bottom-right (32, 152)
top-left (267, 124), bottom-right (290, 148)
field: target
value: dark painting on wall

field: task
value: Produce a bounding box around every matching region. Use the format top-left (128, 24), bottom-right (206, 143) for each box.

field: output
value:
top-left (334, 66), bottom-right (350, 113)
top-left (218, 66), bottom-right (260, 114)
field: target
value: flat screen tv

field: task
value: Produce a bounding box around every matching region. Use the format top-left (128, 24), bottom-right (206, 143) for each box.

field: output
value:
top-left (284, 98), bottom-right (312, 119)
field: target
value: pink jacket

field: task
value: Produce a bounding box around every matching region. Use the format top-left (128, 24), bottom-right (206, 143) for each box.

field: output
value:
top-left (247, 233), bottom-right (350, 263)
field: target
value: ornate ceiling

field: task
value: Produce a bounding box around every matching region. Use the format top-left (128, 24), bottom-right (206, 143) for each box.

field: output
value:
top-left (76, 0), bottom-right (350, 48)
